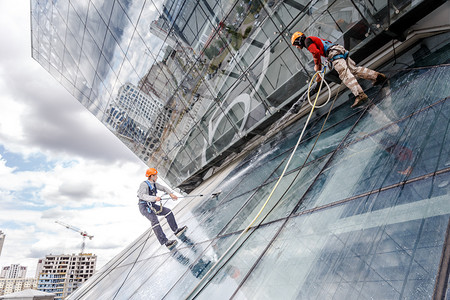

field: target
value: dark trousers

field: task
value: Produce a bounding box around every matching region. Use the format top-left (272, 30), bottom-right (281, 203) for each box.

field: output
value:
top-left (139, 202), bottom-right (178, 245)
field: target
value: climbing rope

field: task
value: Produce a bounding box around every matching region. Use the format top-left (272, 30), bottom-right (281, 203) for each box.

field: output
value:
top-left (241, 68), bottom-right (330, 229)
top-left (186, 68), bottom-right (334, 299)
top-left (307, 69), bottom-right (331, 108)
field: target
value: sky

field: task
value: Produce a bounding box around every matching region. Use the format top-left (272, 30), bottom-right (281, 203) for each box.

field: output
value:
top-left (0, 2), bottom-right (171, 277)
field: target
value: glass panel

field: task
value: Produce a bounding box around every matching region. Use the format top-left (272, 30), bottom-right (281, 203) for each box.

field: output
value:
top-left (346, 65), bottom-right (450, 146)
top-left (91, 0), bottom-right (114, 24)
top-left (67, 3), bottom-right (85, 43)
top-left (53, 0), bottom-right (70, 24)
top-left (331, 0), bottom-right (374, 51)
top-left (165, 221), bottom-right (284, 299)
top-left (68, 232), bottom-right (162, 299)
top-left (109, 2), bottom-right (132, 47)
top-left (448, 281), bottom-right (450, 300)
top-left (180, 189), bottom-right (251, 240)
top-left (390, 0), bottom-right (417, 23)
top-left (238, 173), bottom-right (450, 299)
top-left (274, 110), bottom-right (357, 175)
top-left (118, 0), bottom-right (145, 27)
top-left (264, 156), bottom-right (329, 223)
top-left (64, 27), bottom-right (82, 67)
top-left (62, 48), bottom-right (78, 82)
top-left (81, 40), bottom-right (101, 81)
top-left (86, 4), bottom-right (107, 48)
top-left (298, 68), bottom-right (450, 212)
top-left (156, 234), bottom-right (238, 299)
top-left (223, 179), bottom-right (283, 234)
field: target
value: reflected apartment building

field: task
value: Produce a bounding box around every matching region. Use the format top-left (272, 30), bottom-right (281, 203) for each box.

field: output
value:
top-left (30, 0), bottom-right (450, 299)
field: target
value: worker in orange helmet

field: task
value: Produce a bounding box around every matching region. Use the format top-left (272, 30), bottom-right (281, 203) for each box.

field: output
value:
top-left (291, 31), bottom-right (386, 108)
top-left (137, 167), bottom-right (187, 250)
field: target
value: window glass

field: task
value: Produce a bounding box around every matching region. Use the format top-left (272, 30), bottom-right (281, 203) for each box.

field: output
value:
top-left (299, 66), bottom-right (450, 212)
top-left (164, 222), bottom-right (284, 299)
top-left (238, 173), bottom-right (450, 299)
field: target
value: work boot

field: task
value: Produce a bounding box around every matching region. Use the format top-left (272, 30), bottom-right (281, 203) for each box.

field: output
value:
top-left (175, 226), bottom-right (187, 238)
top-left (351, 93), bottom-right (368, 108)
top-left (373, 73), bottom-right (387, 86)
top-left (165, 240), bottom-right (178, 250)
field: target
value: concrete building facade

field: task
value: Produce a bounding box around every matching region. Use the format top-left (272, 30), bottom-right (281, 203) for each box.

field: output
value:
top-left (1, 265), bottom-right (27, 279)
top-left (0, 278), bottom-right (37, 297)
top-left (36, 254), bottom-right (96, 300)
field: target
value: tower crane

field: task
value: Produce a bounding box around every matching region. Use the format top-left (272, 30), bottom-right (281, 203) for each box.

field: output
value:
top-left (55, 221), bottom-right (94, 254)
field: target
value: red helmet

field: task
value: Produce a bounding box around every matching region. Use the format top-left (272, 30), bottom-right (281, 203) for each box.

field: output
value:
top-left (145, 168), bottom-right (158, 177)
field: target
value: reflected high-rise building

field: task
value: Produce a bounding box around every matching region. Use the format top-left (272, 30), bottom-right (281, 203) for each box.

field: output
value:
top-left (106, 82), bottom-right (164, 152)
top-left (30, 0), bottom-right (450, 299)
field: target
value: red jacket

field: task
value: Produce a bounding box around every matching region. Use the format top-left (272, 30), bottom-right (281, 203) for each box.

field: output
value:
top-left (304, 36), bottom-right (329, 67)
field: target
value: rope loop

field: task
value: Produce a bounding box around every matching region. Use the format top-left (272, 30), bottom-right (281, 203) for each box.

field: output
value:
top-left (307, 68), bottom-right (331, 108)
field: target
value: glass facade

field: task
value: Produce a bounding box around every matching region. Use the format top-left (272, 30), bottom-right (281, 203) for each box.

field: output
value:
top-left (65, 42), bottom-right (450, 299)
top-left (31, 0), bottom-right (447, 191)
top-left (30, 0), bottom-right (450, 299)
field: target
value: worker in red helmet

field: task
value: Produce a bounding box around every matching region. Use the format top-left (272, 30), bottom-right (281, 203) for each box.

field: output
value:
top-left (137, 168), bottom-right (187, 250)
top-left (291, 31), bottom-right (386, 108)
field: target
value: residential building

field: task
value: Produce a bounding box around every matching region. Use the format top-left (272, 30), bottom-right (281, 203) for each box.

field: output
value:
top-left (36, 254), bottom-right (96, 300)
top-left (0, 278), bottom-right (37, 297)
top-left (30, 0), bottom-right (450, 299)
top-left (0, 265), bottom-right (27, 279)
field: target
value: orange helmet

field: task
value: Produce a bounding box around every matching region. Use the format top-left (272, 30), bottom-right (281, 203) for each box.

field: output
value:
top-left (291, 31), bottom-right (304, 46)
top-left (145, 168), bottom-right (158, 177)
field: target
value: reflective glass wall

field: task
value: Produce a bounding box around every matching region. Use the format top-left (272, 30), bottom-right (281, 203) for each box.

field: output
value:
top-left (30, 0), bottom-right (445, 190)
top-left (66, 31), bottom-right (450, 299)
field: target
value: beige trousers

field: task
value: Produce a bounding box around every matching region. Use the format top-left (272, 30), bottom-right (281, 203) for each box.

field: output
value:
top-left (328, 45), bottom-right (378, 96)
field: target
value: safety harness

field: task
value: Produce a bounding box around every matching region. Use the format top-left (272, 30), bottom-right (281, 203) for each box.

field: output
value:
top-left (139, 180), bottom-right (163, 214)
top-left (321, 38), bottom-right (349, 62)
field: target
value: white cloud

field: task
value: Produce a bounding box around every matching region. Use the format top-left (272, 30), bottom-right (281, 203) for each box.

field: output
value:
top-left (0, 155), bottom-right (16, 176)
top-left (0, 155), bottom-right (154, 277)
top-left (0, 1), bottom-right (167, 279)
top-left (0, 95), bottom-right (27, 143)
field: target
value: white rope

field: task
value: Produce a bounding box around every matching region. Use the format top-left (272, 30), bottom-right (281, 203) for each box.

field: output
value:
top-left (307, 69), bottom-right (331, 108)
top-left (185, 69), bottom-right (329, 299)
